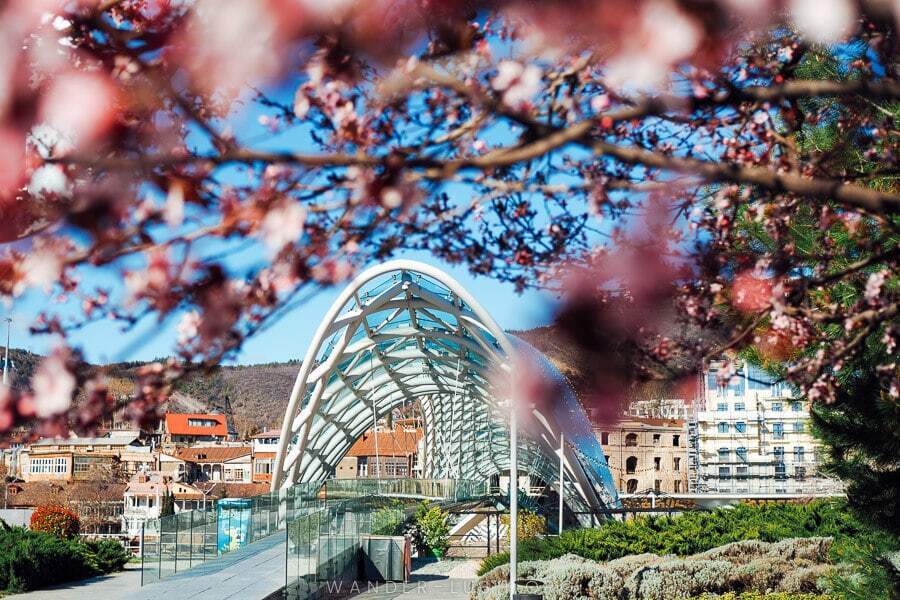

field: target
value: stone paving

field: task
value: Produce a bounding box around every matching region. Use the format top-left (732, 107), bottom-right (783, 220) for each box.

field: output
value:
top-left (9, 564), bottom-right (143, 599)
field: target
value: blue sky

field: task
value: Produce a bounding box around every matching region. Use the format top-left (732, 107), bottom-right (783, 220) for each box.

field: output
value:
top-left (8, 250), bottom-right (556, 365)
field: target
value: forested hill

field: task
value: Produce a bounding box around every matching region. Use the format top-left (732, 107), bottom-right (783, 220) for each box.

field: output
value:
top-left (4, 325), bottom-right (664, 433)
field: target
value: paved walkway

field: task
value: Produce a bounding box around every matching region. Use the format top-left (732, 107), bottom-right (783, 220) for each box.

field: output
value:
top-left (132, 530), bottom-right (287, 599)
top-left (345, 559), bottom-right (480, 600)
top-left (9, 564), bottom-right (143, 599)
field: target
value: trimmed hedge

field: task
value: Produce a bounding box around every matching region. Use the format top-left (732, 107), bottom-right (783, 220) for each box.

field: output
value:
top-left (478, 500), bottom-right (876, 575)
top-left (0, 522), bottom-right (129, 593)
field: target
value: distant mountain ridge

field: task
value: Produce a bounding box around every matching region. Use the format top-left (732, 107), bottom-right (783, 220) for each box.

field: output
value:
top-left (4, 325), bottom-right (671, 434)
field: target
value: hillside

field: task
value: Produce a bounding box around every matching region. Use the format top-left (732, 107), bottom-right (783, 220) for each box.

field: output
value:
top-left (3, 324), bottom-right (678, 433)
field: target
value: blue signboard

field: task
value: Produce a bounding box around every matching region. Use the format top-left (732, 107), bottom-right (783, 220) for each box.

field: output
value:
top-left (216, 498), bottom-right (251, 554)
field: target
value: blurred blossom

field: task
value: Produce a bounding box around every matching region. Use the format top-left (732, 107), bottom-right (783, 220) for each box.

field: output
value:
top-left (731, 271), bottom-right (773, 314)
top-left (27, 164), bottom-right (69, 198)
top-left (31, 350), bottom-right (75, 418)
top-left (39, 72), bottom-right (117, 148)
top-left (492, 61), bottom-right (542, 110)
top-left (176, 310), bottom-right (201, 345)
top-left (790, 0), bottom-right (856, 43)
top-left (259, 199), bottom-right (306, 253)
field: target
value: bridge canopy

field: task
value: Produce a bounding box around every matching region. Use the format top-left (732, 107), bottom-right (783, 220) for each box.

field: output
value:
top-left (272, 260), bottom-right (619, 515)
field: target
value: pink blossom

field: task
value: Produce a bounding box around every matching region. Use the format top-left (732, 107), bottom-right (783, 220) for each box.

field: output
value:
top-left (492, 61), bottom-right (542, 110)
top-left (259, 199), bottom-right (306, 253)
top-left (177, 310), bottom-right (201, 345)
top-left (39, 72), bottom-right (117, 148)
top-left (790, 0), bottom-right (856, 43)
top-left (864, 270), bottom-right (887, 306)
top-left (31, 351), bottom-right (75, 418)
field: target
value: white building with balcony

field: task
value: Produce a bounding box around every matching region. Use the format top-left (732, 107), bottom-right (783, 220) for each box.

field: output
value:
top-left (692, 362), bottom-right (843, 497)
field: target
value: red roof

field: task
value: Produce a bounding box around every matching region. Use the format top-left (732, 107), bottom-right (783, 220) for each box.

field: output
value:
top-left (165, 413), bottom-right (229, 437)
top-left (346, 426), bottom-right (421, 457)
top-left (173, 446), bottom-right (251, 463)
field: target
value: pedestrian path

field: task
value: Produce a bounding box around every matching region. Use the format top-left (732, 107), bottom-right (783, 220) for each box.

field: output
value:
top-left (9, 564), bottom-right (142, 599)
top-left (347, 559), bottom-right (481, 600)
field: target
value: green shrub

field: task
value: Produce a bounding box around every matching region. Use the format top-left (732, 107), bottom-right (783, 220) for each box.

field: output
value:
top-left (371, 505), bottom-right (403, 535)
top-left (477, 500), bottom-right (884, 576)
top-left (84, 539), bottom-right (130, 573)
top-left (501, 509), bottom-right (547, 541)
top-left (415, 503), bottom-right (449, 556)
top-left (691, 594), bottom-right (836, 600)
top-left (0, 526), bottom-right (128, 593)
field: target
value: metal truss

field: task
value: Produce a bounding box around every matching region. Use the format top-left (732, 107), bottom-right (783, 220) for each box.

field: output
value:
top-left (271, 260), bottom-right (620, 514)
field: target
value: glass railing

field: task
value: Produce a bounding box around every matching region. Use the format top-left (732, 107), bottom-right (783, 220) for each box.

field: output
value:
top-left (140, 481), bottom-right (323, 585)
top-left (322, 478), bottom-right (488, 502)
top-left (284, 495), bottom-right (409, 600)
top-left (140, 478), bottom-right (489, 586)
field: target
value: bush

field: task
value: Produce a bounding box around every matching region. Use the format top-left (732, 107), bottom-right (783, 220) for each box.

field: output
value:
top-left (691, 594), bottom-right (836, 600)
top-left (501, 509), bottom-right (546, 541)
top-left (30, 505), bottom-right (80, 539)
top-left (473, 538), bottom-right (840, 600)
top-left (84, 539), bottom-right (130, 573)
top-left (477, 500), bottom-right (881, 575)
top-left (371, 505), bottom-right (403, 535)
top-left (415, 503), bottom-right (449, 556)
top-left (0, 525), bottom-right (128, 593)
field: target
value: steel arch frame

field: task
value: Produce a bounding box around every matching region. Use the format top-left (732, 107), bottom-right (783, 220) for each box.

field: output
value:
top-left (271, 259), bottom-right (619, 515)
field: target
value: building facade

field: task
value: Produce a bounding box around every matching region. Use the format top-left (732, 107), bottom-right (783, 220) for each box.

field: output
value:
top-left (162, 413), bottom-right (232, 446)
top-left (595, 418), bottom-right (689, 495)
top-left (691, 362), bottom-right (843, 496)
top-left (23, 433), bottom-right (148, 483)
top-left (335, 425), bottom-right (422, 479)
top-left (251, 430), bottom-right (280, 484)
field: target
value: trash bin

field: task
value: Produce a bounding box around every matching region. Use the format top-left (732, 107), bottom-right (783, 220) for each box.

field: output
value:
top-left (513, 578), bottom-right (543, 600)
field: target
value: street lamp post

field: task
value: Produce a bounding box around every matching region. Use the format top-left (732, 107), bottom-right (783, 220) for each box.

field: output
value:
top-left (509, 397), bottom-right (518, 600)
top-left (2, 317), bottom-right (10, 386)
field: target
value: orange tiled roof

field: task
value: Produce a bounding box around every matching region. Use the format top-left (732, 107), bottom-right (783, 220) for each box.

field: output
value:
top-left (346, 426), bottom-right (421, 457)
top-left (250, 429), bottom-right (281, 439)
top-left (164, 413), bottom-right (229, 437)
top-left (173, 446), bottom-right (251, 463)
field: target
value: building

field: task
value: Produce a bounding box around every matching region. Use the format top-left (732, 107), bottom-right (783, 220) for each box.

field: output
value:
top-left (595, 418), bottom-right (689, 495)
top-left (160, 446), bottom-right (252, 483)
top-left (122, 471), bottom-right (217, 538)
top-left (4, 480), bottom-right (126, 534)
top-left (162, 413), bottom-right (232, 446)
top-left (335, 425), bottom-right (422, 479)
top-left (691, 362), bottom-right (843, 496)
top-left (251, 430), bottom-right (280, 484)
top-left (23, 432), bottom-right (149, 483)
top-left (627, 398), bottom-right (691, 420)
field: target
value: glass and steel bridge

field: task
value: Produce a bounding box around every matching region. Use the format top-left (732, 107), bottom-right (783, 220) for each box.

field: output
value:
top-left (272, 260), bottom-right (619, 516)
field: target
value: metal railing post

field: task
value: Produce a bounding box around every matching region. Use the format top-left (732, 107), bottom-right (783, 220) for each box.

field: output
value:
top-left (170, 515), bottom-right (176, 574)
top-left (189, 511), bottom-right (193, 569)
top-left (140, 522), bottom-right (145, 586)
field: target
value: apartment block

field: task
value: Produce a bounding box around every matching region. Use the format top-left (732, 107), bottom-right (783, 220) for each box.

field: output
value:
top-left (595, 418), bottom-right (689, 495)
top-left (692, 362), bottom-right (843, 496)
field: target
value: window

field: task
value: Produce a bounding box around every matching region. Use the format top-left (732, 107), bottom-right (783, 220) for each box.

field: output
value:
top-left (625, 456), bottom-right (638, 474)
top-left (187, 418), bottom-right (220, 428)
top-left (29, 457), bottom-right (67, 475)
top-left (672, 435), bottom-right (680, 447)
top-left (736, 465), bottom-right (749, 478)
top-left (718, 466), bottom-right (731, 480)
top-left (775, 462), bottom-right (786, 479)
top-left (600, 432), bottom-right (609, 445)
top-left (795, 466), bottom-right (807, 481)
top-left (791, 401), bottom-right (803, 412)
top-left (718, 448), bottom-right (730, 462)
top-left (735, 421), bottom-right (747, 433)
top-left (718, 422), bottom-right (729, 433)
top-left (717, 403), bottom-right (728, 412)
top-left (793, 447), bottom-right (805, 463)
top-left (654, 457), bottom-right (661, 471)
top-left (626, 479), bottom-right (638, 494)
top-left (673, 457), bottom-right (681, 471)
top-left (771, 402), bottom-right (783, 412)
top-left (625, 433), bottom-right (638, 447)
top-left (734, 402), bottom-right (745, 411)
top-left (793, 422), bottom-right (805, 433)
top-left (255, 460), bottom-right (272, 474)
top-left (652, 433), bottom-right (661, 446)
top-left (773, 422), bottom-right (785, 439)
top-left (736, 447), bottom-right (748, 462)
top-left (674, 480), bottom-right (682, 493)
top-left (358, 457), bottom-right (368, 477)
